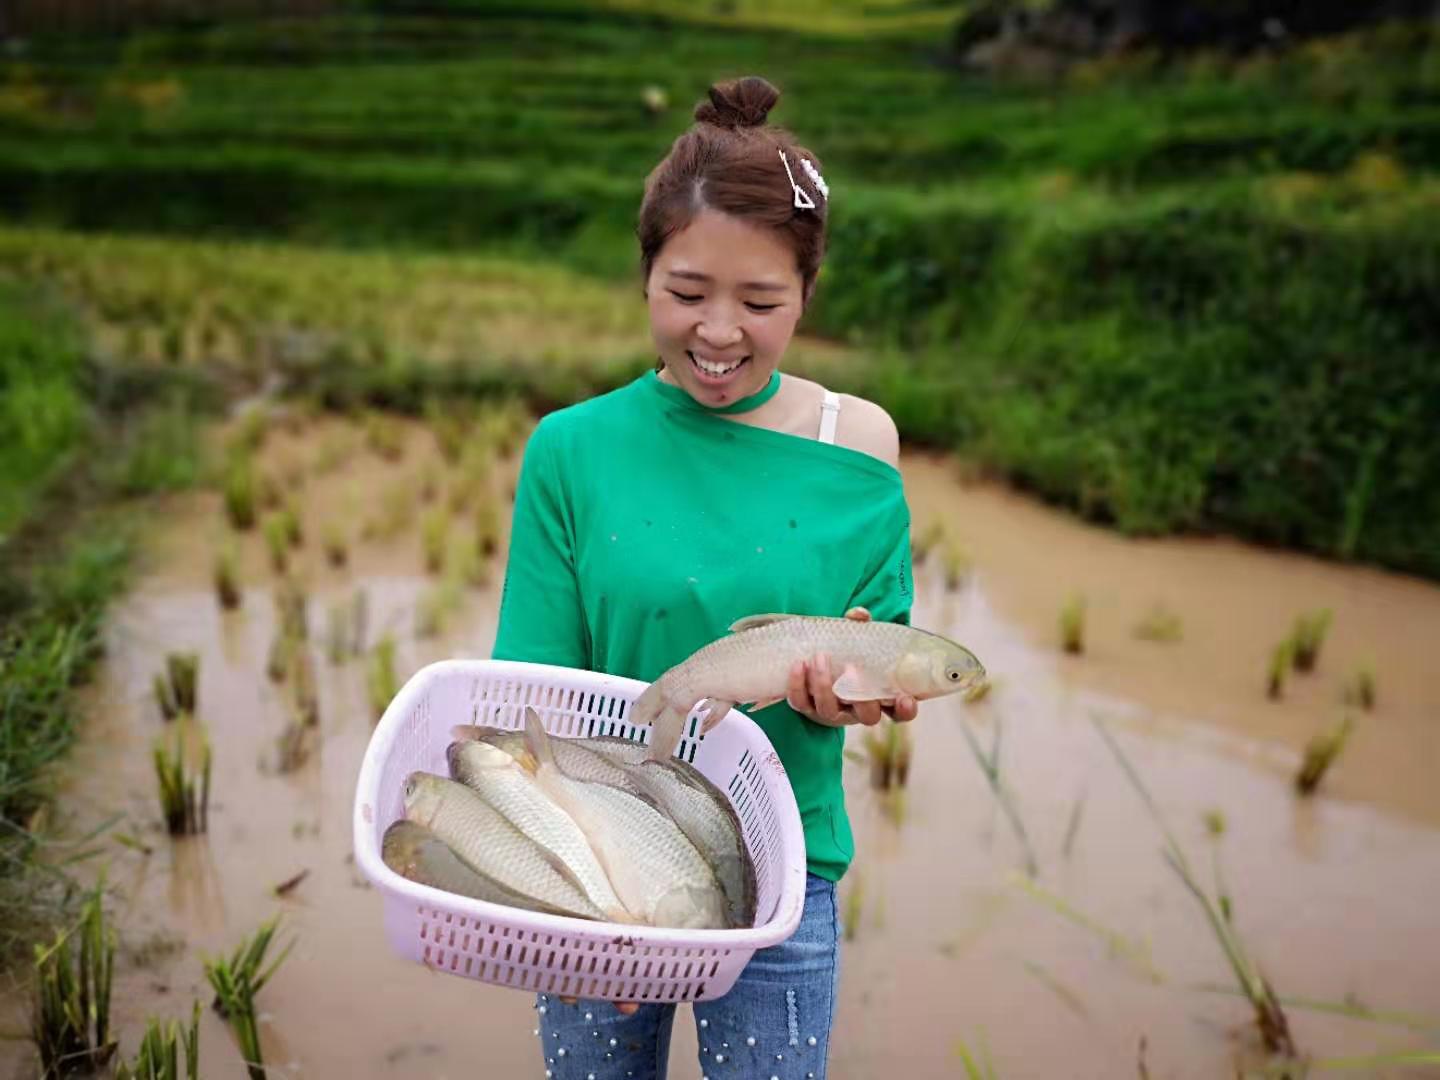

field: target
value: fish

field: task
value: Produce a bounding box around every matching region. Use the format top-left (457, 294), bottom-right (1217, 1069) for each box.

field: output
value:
top-left (381, 820), bottom-right (579, 917)
top-left (519, 708), bottom-right (728, 930)
top-left (626, 759), bottom-right (756, 928)
top-left (629, 613), bottom-right (987, 760)
top-left (457, 723), bottom-right (755, 928)
top-left (401, 771), bottom-right (607, 921)
top-left (451, 724), bottom-right (653, 802)
top-left (445, 740), bottom-right (631, 921)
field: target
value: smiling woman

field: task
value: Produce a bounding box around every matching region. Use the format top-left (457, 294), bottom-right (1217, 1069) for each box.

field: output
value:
top-left (491, 75), bottom-right (914, 1080)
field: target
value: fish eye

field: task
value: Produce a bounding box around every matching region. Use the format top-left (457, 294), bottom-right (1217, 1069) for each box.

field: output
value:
top-left (946, 668), bottom-right (961, 681)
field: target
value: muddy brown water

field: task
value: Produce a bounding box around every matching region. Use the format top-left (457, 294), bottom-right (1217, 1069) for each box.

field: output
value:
top-left (2, 425), bottom-right (1438, 1079)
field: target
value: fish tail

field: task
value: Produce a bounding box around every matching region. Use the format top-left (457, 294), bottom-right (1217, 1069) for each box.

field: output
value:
top-left (631, 681), bottom-right (689, 762)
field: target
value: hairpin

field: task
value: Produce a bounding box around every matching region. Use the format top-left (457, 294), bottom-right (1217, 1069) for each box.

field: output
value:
top-left (779, 150), bottom-right (827, 210)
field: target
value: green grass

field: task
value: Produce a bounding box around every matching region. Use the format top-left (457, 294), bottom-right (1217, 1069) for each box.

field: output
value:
top-left (152, 651), bottom-right (197, 721)
top-left (1296, 714), bottom-right (1357, 796)
top-left (152, 720), bottom-right (210, 835)
top-left (1059, 593), bottom-right (1086, 655)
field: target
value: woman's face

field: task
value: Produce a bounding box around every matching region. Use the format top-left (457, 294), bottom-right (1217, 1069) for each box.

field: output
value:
top-left (646, 208), bottom-right (807, 408)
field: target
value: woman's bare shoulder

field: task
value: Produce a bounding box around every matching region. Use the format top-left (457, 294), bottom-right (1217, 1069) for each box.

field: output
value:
top-left (836, 394), bottom-right (900, 469)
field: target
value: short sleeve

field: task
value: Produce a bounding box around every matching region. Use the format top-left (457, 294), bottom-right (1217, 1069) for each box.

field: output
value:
top-left (491, 418), bottom-right (590, 667)
top-left (846, 501), bottom-right (913, 627)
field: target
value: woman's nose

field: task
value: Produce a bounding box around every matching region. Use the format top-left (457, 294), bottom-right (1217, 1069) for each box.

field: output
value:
top-left (697, 322), bottom-right (743, 348)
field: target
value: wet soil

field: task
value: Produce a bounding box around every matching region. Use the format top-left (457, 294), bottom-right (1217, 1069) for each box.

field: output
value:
top-left (2, 427), bottom-right (1437, 1079)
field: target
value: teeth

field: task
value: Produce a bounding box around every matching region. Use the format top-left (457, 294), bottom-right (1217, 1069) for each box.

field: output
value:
top-left (691, 352), bottom-right (743, 377)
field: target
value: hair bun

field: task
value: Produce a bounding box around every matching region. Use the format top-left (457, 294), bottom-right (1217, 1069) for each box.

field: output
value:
top-left (694, 76), bottom-right (780, 130)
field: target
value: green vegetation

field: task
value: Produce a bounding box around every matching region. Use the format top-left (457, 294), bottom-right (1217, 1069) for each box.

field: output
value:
top-left (1267, 637), bottom-right (1295, 700)
top-left (1059, 593), bottom-right (1087, 655)
top-left (114, 1001), bottom-right (201, 1080)
top-left (1342, 662), bottom-right (1377, 710)
top-left (153, 721), bottom-right (211, 835)
top-left (0, 8), bottom-right (1433, 576)
top-left (213, 538), bottom-right (242, 609)
top-left (1296, 714), bottom-right (1358, 795)
top-left (1133, 604), bottom-right (1183, 643)
top-left (203, 916), bottom-right (293, 1080)
top-left (1290, 609), bottom-right (1334, 673)
top-left (31, 882), bottom-right (117, 1077)
top-left (152, 651), bottom-right (198, 721)
top-left (367, 633), bottom-right (399, 720)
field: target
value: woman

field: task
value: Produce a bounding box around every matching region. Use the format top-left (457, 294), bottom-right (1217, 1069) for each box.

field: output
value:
top-left (492, 75), bottom-right (917, 1080)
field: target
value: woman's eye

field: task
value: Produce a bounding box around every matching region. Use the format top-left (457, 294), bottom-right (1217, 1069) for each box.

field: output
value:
top-left (745, 303), bottom-right (780, 313)
top-left (668, 291), bottom-right (702, 303)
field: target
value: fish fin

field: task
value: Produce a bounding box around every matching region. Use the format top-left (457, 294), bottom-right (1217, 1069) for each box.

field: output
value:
top-left (521, 707), bottom-right (556, 771)
top-left (728, 613), bottom-right (798, 633)
top-left (741, 696), bottom-right (786, 712)
top-left (700, 700), bottom-right (734, 734)
top-left (451, 723), bottom-right (508, 741)
top-left (831, 665), bottom-right (892, 702)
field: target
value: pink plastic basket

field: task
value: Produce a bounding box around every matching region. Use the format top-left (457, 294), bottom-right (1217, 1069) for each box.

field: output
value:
top-left (353, 659), bottom-right (808, 1004)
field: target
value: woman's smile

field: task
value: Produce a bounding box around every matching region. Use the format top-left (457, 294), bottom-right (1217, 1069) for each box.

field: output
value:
top-left (688, 349), bottom-right (751, 385)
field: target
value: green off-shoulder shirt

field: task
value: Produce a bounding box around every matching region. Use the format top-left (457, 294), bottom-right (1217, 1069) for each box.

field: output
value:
top-left (491, 370), bottom-right (914, 882)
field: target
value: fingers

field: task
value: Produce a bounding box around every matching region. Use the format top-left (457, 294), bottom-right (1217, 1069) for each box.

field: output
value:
top-left (844, 606), bottom-right (872, 622)
top-left (787, 659), bottom-right (813, 716)
top-left (616, 1002), bottom-right (640, 1016)
top-left (852, 699), bottom-right (883, 727)
top-left (808, 653), bottom-right (843, 723)
top-left (893, 694), bottom-right (919, 723)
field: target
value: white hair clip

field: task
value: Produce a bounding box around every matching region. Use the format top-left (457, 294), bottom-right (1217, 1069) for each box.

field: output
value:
top-left (779, 149), bottom-right (827, 210)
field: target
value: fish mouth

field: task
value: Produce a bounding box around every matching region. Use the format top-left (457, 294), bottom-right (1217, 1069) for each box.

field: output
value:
top-left (687, 350), bottom-right (750, 386)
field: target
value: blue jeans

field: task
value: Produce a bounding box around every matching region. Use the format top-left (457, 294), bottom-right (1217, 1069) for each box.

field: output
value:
top-left (533, 873), bottom-right (840, 1079)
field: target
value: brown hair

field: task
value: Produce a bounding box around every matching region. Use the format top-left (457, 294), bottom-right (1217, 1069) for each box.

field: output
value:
top-left (638, 76), bottom-right (828, 305)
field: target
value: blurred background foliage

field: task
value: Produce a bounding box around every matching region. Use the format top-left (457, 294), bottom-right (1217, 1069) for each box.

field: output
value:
top-left (1, 0), bottom-right (1437, 577)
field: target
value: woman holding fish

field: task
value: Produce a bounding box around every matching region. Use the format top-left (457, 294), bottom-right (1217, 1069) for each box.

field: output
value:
top-left (492, 75), bottom-right (981, 1079)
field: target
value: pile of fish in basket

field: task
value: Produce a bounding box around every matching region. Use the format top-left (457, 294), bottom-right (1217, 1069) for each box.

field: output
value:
top-left (387, 706), bottom-right (755, 929)
top-left (374, 613), bottom-right (986, 935)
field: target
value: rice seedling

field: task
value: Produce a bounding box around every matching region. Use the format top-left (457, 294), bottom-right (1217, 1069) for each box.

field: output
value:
top-left (274, 719), bottom-right (314, 774)
top-left (419, 459), bottom-right (442, 503)
top-left (153, 721), bottom-right (211, 836)
top-left (1091, 715), bottom-right (1296, 1061)
top-left (114, 1000), bottom-right (200, 1080)
top-left (31, 882), bottom-right (118, 1077)
top-left (367, 634), bottom-right (399, 720)
top-left (1296, 714), bottom-right (1357, 795)
top-left (1267, 637), bottom-right (1295, 700)
top-left (425, 399), bottom-right (470, 464)
top-left (842, 872), bottom-right (864, 942)
top-left (349, 589), bottom-right (369, 656)
top-left (321, 521), bottom-right (347, 568)
top-left (959, 716), bottom-right (1039, 877)
top-left (312, 428), bottom-right (353, 474)
top-left (152, 652), bottom-right (198, 721)
top-left (1021, 957), bottom-right (1091, 1021)
top-left (280, 500), bottom-right (303, 547)
top-left (941, 538), bottom-right (971, 592)
top-left (415, 580), bottom-right (462, 639)
top-left (366, 481), bottom-right (414, 542)
top-left (202, 917), bottom-right (294, 1080)
top-left (1014, 875), bottom-right (1164, 984)
top-left (265, 631), bottom-right (295, 684)
top-left (274, 578), bottom-right (309, 641)
top-left (1290, 609), bottom-right (1333, 673)
top-left (222, 455), bottom-right (257, 531)
top-left (475, 499), bottom-right (501, 559)
top-left (256, 472), bottom-right (283, 513)
top-left (862, 719), bottom-right (912, 791)
top-left (1133, 604), bottom-right (1183, 643)
top-left (1342, 661), bottom-right (1376, 710)
top-left (952, 1032), bottom-right (999, 1079)
top-left (421, 508), bottom-right (449, 574)
top-left (1059, 593), bottom-right (1086, 655)
top-left (288, 646), bottom-right (318, 728)
top-left (213, 539), bottom-right (242, 609)
top-left (911, 518), bottom-right (945, 565)
top-left (229, 409), bottom-right (268, 457)
top-left (364, 411), bottom-right (405, 461)
top-left (261, 515), bottom-right (288, 574)
top-left (1061, 792), bottom-right (1086, 858)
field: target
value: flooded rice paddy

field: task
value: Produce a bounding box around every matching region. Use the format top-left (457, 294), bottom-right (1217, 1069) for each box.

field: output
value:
top-left (2, 416), bottom-right (1438, 1079)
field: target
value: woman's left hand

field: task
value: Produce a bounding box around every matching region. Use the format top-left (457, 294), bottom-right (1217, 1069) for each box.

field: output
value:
top-left (786, 607), bottom-right (919, 728)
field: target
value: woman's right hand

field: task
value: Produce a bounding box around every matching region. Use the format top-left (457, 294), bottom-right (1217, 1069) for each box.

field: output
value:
top-left (786, 607), bottom-right (918, 727)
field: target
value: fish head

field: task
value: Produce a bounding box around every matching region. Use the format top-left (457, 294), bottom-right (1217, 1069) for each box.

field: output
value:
top-left (402, 771), bottom-right (443, 827)
top-left (447, 738), bottom-right (511, 776)
top-left (894, 633), bottom-right (986, 699)
top-left (381, 821), bottom-right (424, 875)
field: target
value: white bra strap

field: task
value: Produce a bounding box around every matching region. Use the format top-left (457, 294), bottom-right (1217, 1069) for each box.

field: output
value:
top-left (818, 389), bottom-right (841, 445)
